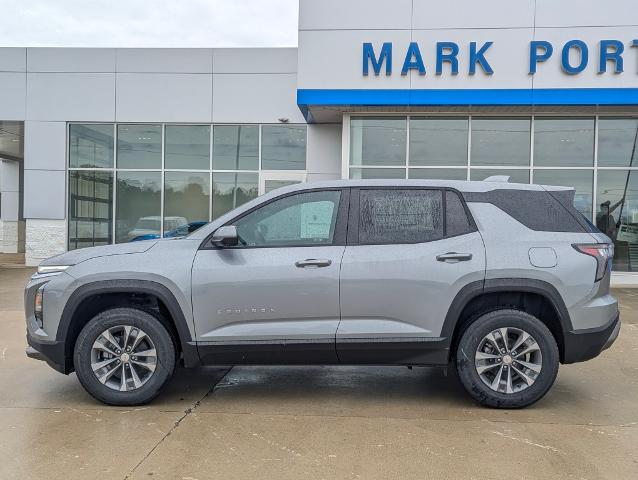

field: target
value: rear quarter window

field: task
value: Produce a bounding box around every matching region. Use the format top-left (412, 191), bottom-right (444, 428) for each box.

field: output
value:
top-left (462, 189), bottom-right (589, 233)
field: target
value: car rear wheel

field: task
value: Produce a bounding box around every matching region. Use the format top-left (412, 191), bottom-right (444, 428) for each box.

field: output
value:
top-left (74, 307), bottom-right (176, 406)
top-left (455, 309), bottom-right (559, 408)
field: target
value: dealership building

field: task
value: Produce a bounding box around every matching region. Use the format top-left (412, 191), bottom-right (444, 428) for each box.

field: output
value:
top-left (0, 0), bottom-right (637, 280)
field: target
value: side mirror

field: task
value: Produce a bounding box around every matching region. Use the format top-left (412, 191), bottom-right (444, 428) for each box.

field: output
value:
top-left (211, 225), bottom-right (239, 247)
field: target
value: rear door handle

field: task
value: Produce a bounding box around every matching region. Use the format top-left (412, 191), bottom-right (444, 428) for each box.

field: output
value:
top-left (436, 252), bottom-right (473, 262)
top-left (295, 258), bottom-right (332, 268)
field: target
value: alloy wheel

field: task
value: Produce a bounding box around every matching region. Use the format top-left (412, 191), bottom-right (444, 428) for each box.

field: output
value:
top-left (90, 325), bottom-right (157, 392)
top-left (474, 327), bottom-right (543, 394)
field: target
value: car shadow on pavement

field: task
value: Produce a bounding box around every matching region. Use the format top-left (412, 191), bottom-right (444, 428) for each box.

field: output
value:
top-left (160, 364), bottom-right (591, 413)
top-left (175, 365), bottom-right (477, 409)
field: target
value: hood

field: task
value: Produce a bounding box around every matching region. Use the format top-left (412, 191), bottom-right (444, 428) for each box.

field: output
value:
top-left (40, 240), bottom-right (158, 267)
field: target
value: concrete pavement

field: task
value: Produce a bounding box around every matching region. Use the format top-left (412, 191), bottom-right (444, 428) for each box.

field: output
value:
top-left (0, 266), bottom-right (636, 479)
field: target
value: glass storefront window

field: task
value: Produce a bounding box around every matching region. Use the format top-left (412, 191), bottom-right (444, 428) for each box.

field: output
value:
top-left (349, 168), bottom-right (405, 179)
top-left (212, 172), bottom-right (259, 219)
top-left (117, 124), bottom-right (162, 169)
top-left (213, 125), bottom-right (259, 170)
top-left (598, 118), bottom-right (638, 167)
top-left (264, 179), bottom-right (301, 193)
top-left (534, 118), bottom-right (594, 167)
top-left (470, 169), bottom-right (530, 184)
top-left (597, 170), bottom-right (638, 272)
top-left (165, 125), bottom-right (210, 170)
top-left (408, 168), bottom-right (467, 180)
top-left (164, 172), bottom-right (210, 232)
top-left (69, 123), bottom-right (306, 249)
top-left (533, 170), bottom-right (593, 218)
top-left (68, 170), bottom-right (113, 249)
top-left (409, 117), bottom-right (468, 166)
top-left (69, 124), bottom-right (114, 168)
top-left (115, 171), bottom-right (161, 243)
top-left (471, 117), bottom-right (531, 166)
top-left (261, 125), bottom-right (307, 170)
top-left (350, 117), bottom-right (407, 167)
top-left (341, 114), bottom-right (638, 274)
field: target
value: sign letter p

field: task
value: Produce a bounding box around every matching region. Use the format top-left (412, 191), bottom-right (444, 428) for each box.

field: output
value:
top-left (529, 41), bottom-right (553, 74)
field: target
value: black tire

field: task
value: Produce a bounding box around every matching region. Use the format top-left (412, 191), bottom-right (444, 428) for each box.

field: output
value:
top-left (74, 307), bottom-right (176, 406)
top-left (455, 309), bottom-right (559, 409)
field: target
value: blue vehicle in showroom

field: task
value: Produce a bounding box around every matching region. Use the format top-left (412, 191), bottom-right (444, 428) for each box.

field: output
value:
top-left (130, 221), bottom-right (208, 242)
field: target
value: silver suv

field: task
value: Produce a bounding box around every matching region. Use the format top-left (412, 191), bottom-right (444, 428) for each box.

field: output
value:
top-left (25, 179), bottom-right (620, 408)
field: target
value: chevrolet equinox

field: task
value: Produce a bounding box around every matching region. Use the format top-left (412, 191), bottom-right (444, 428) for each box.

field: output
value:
top-left (25, 179), bottom-right (620, 408)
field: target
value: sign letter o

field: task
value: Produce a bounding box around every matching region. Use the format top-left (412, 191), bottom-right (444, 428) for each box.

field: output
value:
top-left (561, 40), bottom-right (589, 75)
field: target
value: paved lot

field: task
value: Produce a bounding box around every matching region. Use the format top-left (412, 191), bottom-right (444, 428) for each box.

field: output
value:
top-left (0, 266), bottom-right (637, 480)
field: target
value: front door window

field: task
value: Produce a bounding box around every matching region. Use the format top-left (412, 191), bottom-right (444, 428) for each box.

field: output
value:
top-left (234, 190), bottom-right (341, 248)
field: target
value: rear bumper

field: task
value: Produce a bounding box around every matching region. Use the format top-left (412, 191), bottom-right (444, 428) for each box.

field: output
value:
top-left (26, 332), bottom-right (70, 374)
top-left (562, 312), bottom-right (620, 364)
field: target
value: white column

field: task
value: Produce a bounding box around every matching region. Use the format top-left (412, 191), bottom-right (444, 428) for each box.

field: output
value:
top-left (306, 123), bottom-right (343, 183)
top-left (0, 159), bottom-right (23, 253)
top-left (23, 121), bottom-right (67, 265)
top-left (25, 219), bottom-right (66, 266)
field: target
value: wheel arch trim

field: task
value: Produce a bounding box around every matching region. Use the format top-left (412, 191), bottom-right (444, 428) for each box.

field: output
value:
top-left (441, 278), bottom-right (573, 341)
top-left (58, 279), bottom-right (199, 369)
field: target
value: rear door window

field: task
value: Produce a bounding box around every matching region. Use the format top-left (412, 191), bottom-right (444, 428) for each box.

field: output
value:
top-left (358, 189), bottom-right (444, 244)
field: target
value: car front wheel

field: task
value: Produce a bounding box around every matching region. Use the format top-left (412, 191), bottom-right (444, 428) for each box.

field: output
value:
top-left (455, 309), bottom-right (559, 408)
top-left (74, 307), bottom-right (176, 406)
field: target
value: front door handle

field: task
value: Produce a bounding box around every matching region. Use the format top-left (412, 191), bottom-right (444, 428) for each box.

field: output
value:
top-left (436, 252), bottom-right (473, 262)
top-left (295, 258), bottom-right (332, 268)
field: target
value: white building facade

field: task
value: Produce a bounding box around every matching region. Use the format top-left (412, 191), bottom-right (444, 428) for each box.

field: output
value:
top-left (0, 0), bottom-right (637, 280)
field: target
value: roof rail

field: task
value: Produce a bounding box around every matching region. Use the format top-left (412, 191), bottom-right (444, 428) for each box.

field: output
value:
top-left (483, 175), bottom-right (510, 182)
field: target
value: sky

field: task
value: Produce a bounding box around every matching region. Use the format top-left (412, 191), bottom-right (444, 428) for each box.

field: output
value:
top-left (0, 0), bottom-right (299, 47)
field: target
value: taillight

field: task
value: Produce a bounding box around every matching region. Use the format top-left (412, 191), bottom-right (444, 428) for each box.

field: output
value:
top-left (572, 243), bottom-right (614, 282)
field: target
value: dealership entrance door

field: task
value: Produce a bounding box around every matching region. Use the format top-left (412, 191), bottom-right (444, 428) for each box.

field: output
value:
top-left (260, 171), bottom-right (306, 194)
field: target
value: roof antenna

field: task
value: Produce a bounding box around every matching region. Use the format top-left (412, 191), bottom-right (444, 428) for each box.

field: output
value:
top-left (483, 175), bottom-right (510, 183)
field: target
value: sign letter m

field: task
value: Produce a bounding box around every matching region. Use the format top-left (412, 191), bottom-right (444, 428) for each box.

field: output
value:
top-left (363, 42), bottom-right (392, 76)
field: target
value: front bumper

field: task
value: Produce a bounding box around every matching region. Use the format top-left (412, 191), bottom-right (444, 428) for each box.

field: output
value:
top-left (24, 271), bottom-right (78, 374)
top-left (562, 312), bottom-right (620, 364)
top-left (26, 332), bottom-right (71, 374)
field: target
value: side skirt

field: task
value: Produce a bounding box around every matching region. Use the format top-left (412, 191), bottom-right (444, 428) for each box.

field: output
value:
top-left (336, 337), bottom-right (450, 365)
top-left (196, 337), bottom-right (451, 366)
top-left (197, 339), bottom-right (338, 365)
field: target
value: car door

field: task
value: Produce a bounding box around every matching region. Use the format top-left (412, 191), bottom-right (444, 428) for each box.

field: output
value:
top-left (192, 187), bottom-right (349, 364)
top-left (337, 187), bottom-right (486, 364)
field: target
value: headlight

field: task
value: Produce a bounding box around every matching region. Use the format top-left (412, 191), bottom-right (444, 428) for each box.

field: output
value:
top-left (37, 265), bottom-right (70, 274)
top-left (34, 285), bottom-right (44, 328)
